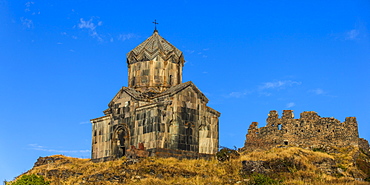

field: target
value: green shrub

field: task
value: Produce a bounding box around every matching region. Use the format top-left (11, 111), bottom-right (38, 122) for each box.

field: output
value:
top-left (312, 148), bottom-right (326, 153)
top-left (365, 176), bottom-right (370, 182)
top-left (337, 164), bottom-right (347, 171)
top-left (216, 147), bottom-right (240, 162)
top-left (7, 174), bottom-right (50, 185)
top-left (249, 174), bottom-right (281, 185)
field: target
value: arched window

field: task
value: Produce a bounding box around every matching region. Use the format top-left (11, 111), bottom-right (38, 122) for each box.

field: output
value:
top-left (131, 77), bottom-right (135, 87)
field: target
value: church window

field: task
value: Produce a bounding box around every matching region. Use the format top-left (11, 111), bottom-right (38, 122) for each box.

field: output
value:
top-left (142, 69), bottom-right (150, 75)
top-left (186, 127), bottom-right (193, 135)
top-left (278, 124), bottom-right (282, 130)
top-left (131, 77), bottom-right (135, 86)
top-left (117, 108), bottom-right (121, 114)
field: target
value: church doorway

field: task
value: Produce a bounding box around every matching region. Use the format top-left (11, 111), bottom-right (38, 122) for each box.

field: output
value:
top-left (113, 127), bottom-right (129, 158)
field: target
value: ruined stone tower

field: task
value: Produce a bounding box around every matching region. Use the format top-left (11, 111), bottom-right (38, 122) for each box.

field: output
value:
top-left (242, 110), bottom-right (361, 151)
top-left (91, 30), bottom-right (220, 161)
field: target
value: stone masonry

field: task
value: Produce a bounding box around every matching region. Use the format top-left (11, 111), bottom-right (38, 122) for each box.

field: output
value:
top-left (90, 30), bottom-right (220, 161)
top-left (242, 110), bottom-right (365, 151)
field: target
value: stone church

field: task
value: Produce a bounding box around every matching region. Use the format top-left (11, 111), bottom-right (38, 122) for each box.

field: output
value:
top-left (91, 30), bottom-right (220, 161)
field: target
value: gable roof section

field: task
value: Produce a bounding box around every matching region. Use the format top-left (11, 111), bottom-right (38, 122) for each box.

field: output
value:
top-left (206, 106), bottom-right (221, 117)
top-left (154, 81), bottom-right (209, 103)
top-left (107, 82), bottom-right (210, 105)
top-left (126, 31), bottom-right (184, 64)
top-left (123, 87), bottom-right (145, 100)
top-left (108, 87), bottom-right (145, 105)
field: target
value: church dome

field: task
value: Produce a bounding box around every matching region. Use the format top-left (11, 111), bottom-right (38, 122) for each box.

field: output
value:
top-left (127, 31), bottom-right (184, 64)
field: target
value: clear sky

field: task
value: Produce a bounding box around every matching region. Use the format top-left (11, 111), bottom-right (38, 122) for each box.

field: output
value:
top-left (1, 0), bottom-right (369, 181)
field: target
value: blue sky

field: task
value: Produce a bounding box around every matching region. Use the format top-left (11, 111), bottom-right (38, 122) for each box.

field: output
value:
top-left (1, 0), bottom-right (369, 181)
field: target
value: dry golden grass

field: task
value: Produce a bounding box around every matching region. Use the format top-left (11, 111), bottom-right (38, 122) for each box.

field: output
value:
top-left (10, 147), bottom-right (370, 185)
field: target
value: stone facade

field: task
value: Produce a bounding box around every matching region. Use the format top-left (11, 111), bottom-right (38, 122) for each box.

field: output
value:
top-left (242, 110), bottom-right (362, 151)
top-left (91, 30), bottom-right (220, 161)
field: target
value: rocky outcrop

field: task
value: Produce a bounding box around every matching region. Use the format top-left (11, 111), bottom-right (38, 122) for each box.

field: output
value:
top-left (359, 138), bottom-right (370, 156)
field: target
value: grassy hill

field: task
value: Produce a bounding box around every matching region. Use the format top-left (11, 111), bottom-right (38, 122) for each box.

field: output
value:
top-left (7, 146), bottom-right (370, 185)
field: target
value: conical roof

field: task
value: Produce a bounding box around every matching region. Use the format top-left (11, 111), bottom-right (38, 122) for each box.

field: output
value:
top-left (127, 31), bottom-right (184, 64)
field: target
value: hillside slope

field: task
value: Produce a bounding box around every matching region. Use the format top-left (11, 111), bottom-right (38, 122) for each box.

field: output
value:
top-left (8, 146), bottom-right (370, 185)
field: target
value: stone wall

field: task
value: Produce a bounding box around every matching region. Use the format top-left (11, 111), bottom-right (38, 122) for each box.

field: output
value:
top-left (91, 115), bottom-right (112, 159)
top-left (147, 148), bottom-right (213, 159)
top-left (242, 110), bottom-right (360, 151)
top-left (128, 59), bottom-right (183, 93)
top-left (172, 86), bottom-right (219, 154)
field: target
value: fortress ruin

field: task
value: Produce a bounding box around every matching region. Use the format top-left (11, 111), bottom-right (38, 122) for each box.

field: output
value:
top-left (242, 110), bottom-right (369, 153)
